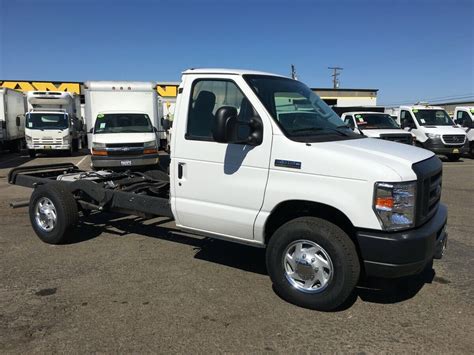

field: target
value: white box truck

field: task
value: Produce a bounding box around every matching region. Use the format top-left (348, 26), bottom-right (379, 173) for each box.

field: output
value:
top-left (453, 106), bottom-right (474, 156)
top-left (84, 81), bottom-right (162, 169)
top-left (25, 91), bottom-right (85, 157)
top-left (0, 88), bottom-right (26, 152)
top-left (10, 69), bottom-right (448, 311)
top-left (396, 104), bottom-right (468, 161)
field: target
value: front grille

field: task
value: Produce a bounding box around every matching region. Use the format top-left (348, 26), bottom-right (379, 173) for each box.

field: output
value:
top-left (33, 138), bottom-right (63, 145)
top-left (379, 134), bottom-right (412, 144)
top-left (106, 143), bottom-right (144, 148)
top-left (442, 134), bottom-right (465, 145)
top-left (107, 149), bottom-right (144, 157)
top-left (412, 156), bottom-right (442, 226)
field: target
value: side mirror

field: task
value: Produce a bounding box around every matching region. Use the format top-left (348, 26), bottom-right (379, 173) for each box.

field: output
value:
top-left (212, 106), bottom-right (263, 145)
top-left (162, 119), bottom-right (172, 130)
top-left (402, 119), bottom-right (414, 129)
top-left (153, 126), bottom-right (158, 133)
top-left (89, 128), bottom-right (94, 133)
top-left (15, 115), bottom-right (21, 127)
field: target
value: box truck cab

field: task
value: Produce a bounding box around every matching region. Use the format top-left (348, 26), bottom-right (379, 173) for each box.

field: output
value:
top-left (10, 69), bottom-right (448, 311)
top-left (25, 91), bottom-right (84, 158)
top-left (90, 111), bottom-right (159, 169)
top-left (453, 106), bottom-right (474, 156)
top-left (341, 111), bottom-right (413, 144)
top-left (0, 88), bottom-right (26, 152)
top-left (84, 81), bottom-right (161, 169)
top-left (398, 104), bottom-right (467, 161)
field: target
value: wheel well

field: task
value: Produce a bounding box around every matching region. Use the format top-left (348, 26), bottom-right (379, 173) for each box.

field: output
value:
top-left (264, 200), bottom-right (356, 245)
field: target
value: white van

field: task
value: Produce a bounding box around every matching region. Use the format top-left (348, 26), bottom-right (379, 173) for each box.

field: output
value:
top-left (453, 106), bottom-right (474, 156)
top-left (84, 81), bottom-right (161, 169)
top-left (0, 88), bottom-right (26, 152)
top-left (341, 111), bottom-right (413, 144)
top-left (397, 105), bottom-right (467, 161)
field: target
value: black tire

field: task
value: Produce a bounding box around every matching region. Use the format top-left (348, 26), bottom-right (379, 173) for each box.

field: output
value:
top-left (72, 139), bottom-right (79, 152)
top-left (144, 169), bottom-right (169, 182)
top-left (266, 217), bottom-right (360, 311)
top-left (29, 183), bottom-right (78, 244)
top-left (28, 149), bottom-right (36, 158)
top-left (446, 154), bottom-right (460, 162)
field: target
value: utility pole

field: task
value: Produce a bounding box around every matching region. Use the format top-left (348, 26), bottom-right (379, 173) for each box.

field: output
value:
top-left (328, 66), bottom-right (343, 88)
top-left (291, 64), bottom-right (298, 80)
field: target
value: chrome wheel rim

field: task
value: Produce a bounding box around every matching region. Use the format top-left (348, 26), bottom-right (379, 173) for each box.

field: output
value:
top-left (35, 197), bottom-right (57, 232)
top-left (283, 240), bottom-right (333, 293)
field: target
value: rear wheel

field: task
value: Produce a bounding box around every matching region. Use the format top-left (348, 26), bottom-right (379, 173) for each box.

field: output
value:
top-left (446, 154), bottom-right (460, 162)
top-left (266, 217), bottom-right (360, 311)
top-left (29, 183), bottom-right (78, 244)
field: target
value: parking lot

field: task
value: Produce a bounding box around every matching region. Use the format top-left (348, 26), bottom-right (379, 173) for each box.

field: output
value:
top-left (0, 151), bottom-right (473, 353)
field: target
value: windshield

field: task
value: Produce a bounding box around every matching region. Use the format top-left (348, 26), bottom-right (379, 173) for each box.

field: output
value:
top-left (413, 109), bottom-right (454, 126)
top-left (27, 113), bottom-right (68, 130)
top-left (354, 113), bottom-right (400, 129)
top-left (244, 75), bottom-right (360, 142)
top-left (94, 113), bottom-right (154, 134)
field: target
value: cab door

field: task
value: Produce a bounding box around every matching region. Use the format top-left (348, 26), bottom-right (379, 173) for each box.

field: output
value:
top-left (171, 76), bottom-right (272, 241)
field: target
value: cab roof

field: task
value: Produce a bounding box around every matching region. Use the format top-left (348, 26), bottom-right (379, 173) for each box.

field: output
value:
top-left (400, 105), bottom-right (445, 110)
top-left (182, 68), bottom-right (289, 78)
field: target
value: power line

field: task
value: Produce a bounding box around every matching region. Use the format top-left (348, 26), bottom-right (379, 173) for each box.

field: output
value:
top-left (383, 93), bottom-right (474, 106)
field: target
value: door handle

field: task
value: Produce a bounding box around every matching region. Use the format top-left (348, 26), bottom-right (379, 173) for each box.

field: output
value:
top-left (178, 162), bottom-right (184, 179)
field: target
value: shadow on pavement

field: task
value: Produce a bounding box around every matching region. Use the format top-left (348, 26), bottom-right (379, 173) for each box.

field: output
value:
top-left (70, 211), bottom-right (433, 309)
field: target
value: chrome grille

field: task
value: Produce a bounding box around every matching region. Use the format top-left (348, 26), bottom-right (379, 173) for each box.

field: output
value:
top-left (442, 135), bottom-right (465, 145)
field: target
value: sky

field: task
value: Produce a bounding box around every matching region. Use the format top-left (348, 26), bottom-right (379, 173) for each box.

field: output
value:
top-left (0, 0), bottom-right (473, 105)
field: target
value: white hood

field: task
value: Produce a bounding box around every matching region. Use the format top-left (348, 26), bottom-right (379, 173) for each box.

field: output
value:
top-left (92, 132), bottom-right (156, 144)
top-left (360, 129), bottom-right (412, 138)
top-left (420, 125), bottom-right (467, 135)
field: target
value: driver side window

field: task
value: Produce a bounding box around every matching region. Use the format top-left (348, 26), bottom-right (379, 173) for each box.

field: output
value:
top-left (401, 110), bottom-right (415, 128)
top-left (186, 79), bottom-right (257, 141)
top-left (344, 115), bottom-right (355, 129)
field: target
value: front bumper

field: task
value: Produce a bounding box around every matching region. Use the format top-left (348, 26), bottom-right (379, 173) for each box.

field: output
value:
top-left (357, 204), bottom-right (447, 278)
top-left (91, 154), bottom-right (160, 168)
top-left (27, 144), bottom-right (71, 151)
top-left (422, 138), bottom-right (467, 155)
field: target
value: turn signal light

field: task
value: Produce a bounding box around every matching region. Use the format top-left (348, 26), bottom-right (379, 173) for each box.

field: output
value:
top-left (91, 149), bottom-right (107, 156)
top-left (375, 197), bottom-right (394, 209)
top-left (144, 148), bottom-right (158, 154)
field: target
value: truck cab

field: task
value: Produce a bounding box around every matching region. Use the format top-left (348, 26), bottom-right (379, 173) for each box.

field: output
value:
top-left (397, 104), bottom-right (467, 161)
top-left (90, 111), bottom-right (160, 169)
top-left (453, 106), bottom-right (474, 156)
top-left (25, 91), bottom-right (84, 158)
top-left (10, 69), bottom-right (448, 311)
top-left (341, 111), bottom-right (413, 144)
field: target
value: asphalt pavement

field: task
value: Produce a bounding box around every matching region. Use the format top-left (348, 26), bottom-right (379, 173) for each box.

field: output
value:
top-left (0, 150), bottom-right (473, 353)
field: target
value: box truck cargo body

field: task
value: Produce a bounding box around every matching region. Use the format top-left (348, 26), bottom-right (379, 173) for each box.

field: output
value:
top-left (84, 81), bottom-right (161, 169)
top-left (25, 91), bottom-right (85, 157)
top-left (0, 88), bottom-right (26, 152)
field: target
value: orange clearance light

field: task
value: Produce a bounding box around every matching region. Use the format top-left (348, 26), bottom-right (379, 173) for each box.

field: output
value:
top-left (91, 149), bottom-right (107, 156)
top-left (376, 197), bottom-right (394, 209)
top-left (144, 148), bottom-right (158, 154)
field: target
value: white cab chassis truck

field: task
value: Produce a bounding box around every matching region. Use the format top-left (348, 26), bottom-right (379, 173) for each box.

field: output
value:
top-left (0, 88), bottom-right (26, 152)
top-left (9, 69), bottom-right (448, 311)
top-left (453, 106), bottom-right (474, 156)
top-left (84, 81), bottom-right (161, 169)
top-left (25, 91), bottom-right (85, 158)
top-left (341, 111), bottom-right (413, 144)
top-left (397, 105), bottom-right (467, 161)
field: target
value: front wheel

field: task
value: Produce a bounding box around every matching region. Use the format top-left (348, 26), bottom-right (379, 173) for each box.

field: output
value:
top-left (266, 217), bottom-right (360, 311)
top-left (29, 183), bottom-right (78, 244)
top-left (28, 149), bottom-right (36, 158)
top-left (446, 154), bottom-right (460, 162)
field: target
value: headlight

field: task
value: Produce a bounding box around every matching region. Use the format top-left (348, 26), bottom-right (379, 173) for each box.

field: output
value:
top-left (426, 133), bottom-right (441, 139)
top-left (143, 140), bottom-right (157, 148)
top-left (25, 135), bottom-right (32, 143)
top-left (92, 142), bottom-right (106, 149)
top-left (373, 181), bottom-right (416, 231)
